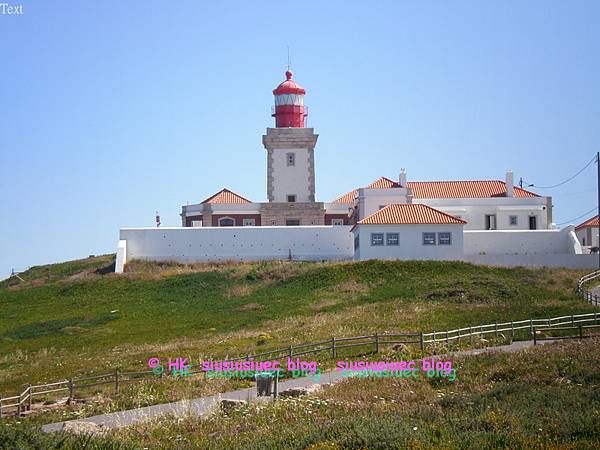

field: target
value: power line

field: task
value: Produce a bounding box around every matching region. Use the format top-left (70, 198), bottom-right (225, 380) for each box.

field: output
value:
top-left (525, 155), bottom-right (596, 189)
top-left (556, 207), bottom-right (598, 226)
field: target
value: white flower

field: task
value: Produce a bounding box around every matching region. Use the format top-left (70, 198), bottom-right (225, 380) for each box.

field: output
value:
top-left (413, 426), bottom-right (418, 431)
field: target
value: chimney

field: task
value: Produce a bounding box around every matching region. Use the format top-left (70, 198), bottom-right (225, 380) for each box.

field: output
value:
top-left (505, 170), bottom-right (514, 197)
top-left (399, 168), bottom-right (407, 187)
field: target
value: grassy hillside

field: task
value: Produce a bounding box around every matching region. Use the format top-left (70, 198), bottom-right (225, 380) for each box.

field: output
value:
top-left (2, 337), bottom-right (599, 449)
top-left (0, 256), bottom-right (595, 396)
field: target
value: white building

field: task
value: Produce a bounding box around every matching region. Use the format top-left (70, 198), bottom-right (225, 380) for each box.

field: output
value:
top-left (575, 215), bottom-right (599, 251)
top-left (115, 68), bottom-right (596, 271)
top-left (351, 204), bottom-right (465, 261)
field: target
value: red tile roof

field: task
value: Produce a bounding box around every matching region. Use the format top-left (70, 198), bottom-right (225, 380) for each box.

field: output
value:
top-left (333, 177), bottom-right (539, 203)
top-left (407, 180), bottom-right (538, 199)
top-left (356, 204), bottom-right (466, 226)
top-left (201, 188), bottom-right (252, 204)
top-left (576, 215), bottom-right (598, 231)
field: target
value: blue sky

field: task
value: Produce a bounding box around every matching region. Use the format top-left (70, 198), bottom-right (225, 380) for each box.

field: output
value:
top-left (1, 1), bottom-right (599, 277)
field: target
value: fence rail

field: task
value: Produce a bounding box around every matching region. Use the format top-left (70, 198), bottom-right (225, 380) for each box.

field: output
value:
top-left (577, 269), bottom-right (600, 306)
top-left (2, 270), bottom-right (600, 419)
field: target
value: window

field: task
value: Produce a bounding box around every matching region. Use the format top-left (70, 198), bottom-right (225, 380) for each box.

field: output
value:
top-left (386, 233), bottom-right (399, 246)
top-left (218, 217), bottom-right (235, 227)
top-left (242, 219), bottom-right (255, 226)
top-left (286, 219), bottom-right (300, 226)
top-left (423, 232), bottom-right (436, 245)
top-left (286, 153), bottom-right (295, 166)
top-left (191, 220), bottom-right (202, 227)
top-left (287, 194), bottom-right (296, 203)
top-left (438, 232), bottom-right (452, 245)
top-left (529, 216), bottom-right (537, 230)
top-left (371, 233), bottom-right (384, 246)
top-left (354, 235), bottom-right (360, 250)
top-left (332, 219), bottom-right (344, 226)
top-left (485, 214), bottom-right (497, 230)
top-left (509, 215), bottom-right (518, 226)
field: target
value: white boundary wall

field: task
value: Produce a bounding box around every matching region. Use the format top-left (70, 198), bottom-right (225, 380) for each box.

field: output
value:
top-left (464, 226), bottom-right (580, 256)
top-left (464, 254), bottom-right (598, 269)
top-left (117, 226), bottom-right (354, 271)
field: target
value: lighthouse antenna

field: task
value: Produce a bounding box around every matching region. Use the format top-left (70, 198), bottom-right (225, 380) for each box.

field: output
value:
top-left (286, 45), bottom-right (291, 71)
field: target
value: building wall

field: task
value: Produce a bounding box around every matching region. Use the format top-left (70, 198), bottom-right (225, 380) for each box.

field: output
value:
top-left (463, 226), bottom-right (580, 255)
top-left (412, 197), bottom-right (550, 230)
top-left (119, 226), bottom-right (353, 264)
top-left (324, 214), bottom-right (351, 225)
top-left (352, 224), bottom-right (464, 261)
top-left (270, 147), bottom-right (312, 202)
top-left (263, 128), bottom-right (318, 203)
top-left (576, 227), bottom-right (598, 248)
top-left (259, 202), bottom-right (325, 226)
top-left (211, 214), bottom-right (262, 227)
top-left (356, 188), bottom-right (411, 220)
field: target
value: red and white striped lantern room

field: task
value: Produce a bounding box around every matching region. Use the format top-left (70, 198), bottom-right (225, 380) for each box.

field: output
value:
top-left (271, 70), bottom-right (307, 128)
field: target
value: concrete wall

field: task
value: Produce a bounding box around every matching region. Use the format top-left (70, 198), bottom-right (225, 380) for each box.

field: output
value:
top-left (353, 224), bottom-right (464, 261)
top-left (464, 226), bottom-right (580, 255)
top-left (464, 254), bottom-right (599, 269)
top-left (117, 226), bottom-right (353, 269)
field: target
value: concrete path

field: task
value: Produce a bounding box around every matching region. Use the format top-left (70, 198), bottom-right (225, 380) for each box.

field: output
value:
top-left (41, 338), bottom-right (553, 433)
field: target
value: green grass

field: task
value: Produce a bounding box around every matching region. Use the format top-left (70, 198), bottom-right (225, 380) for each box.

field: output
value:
top-left (3, 337), bottom-right (599, 449)
top-left (0, 256), bottom-right (595, 398)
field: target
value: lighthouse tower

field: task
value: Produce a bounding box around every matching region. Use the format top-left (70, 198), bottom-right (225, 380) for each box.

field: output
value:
top-left (262, 70), bottom-right (319, 206)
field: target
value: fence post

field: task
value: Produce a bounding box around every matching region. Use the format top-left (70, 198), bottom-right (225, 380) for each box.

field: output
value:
top-left (579, 325), bottom-right (583, 339)
top-left (17, 391), bottom-right (21, 417)
top-left (457, 329), bottom-right (461, 344)
top-left (571, 315), bottom-right (575, 327)
top-left (529, 319), bottom-right (533, 335)
top-left (27, 384), bottom-right (32, 412)
top-left (420, 332), bottom-right (425, 355)
top-left (469, 326), bottom-right (473, 344)
top-left (68, 378), bottom-right (74, 402)
top-left (288, 345), bottom-right (293, 359)
top-left (115, 368), bottom-right (120, 394)
top-left (480, 325), bottom-right (483, 339)
top-left (533, 326), bottom-right (537, 346)
top-left (445, 330), bottom-right (449, 344)
top-left (433, 331), bottom-right (436, 348)
top-left (495, 322), bottom-right (498, 339)
top-left (0, 395), bottom-right (3, 419)
top-left (375, 333), bottom-right (379, 353)
top-left (331, 338), bottom-right (336, 358)
top-left (511, 321), bottom-right (515, 340)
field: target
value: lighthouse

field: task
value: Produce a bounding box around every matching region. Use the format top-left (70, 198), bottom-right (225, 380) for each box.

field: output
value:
top-left (271, 70), bottom-right (307, 128)
top-left (261, 70), bottom-right (324, 225)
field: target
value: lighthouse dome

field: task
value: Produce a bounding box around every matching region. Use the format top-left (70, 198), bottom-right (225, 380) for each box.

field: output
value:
top-left (273, 70), bottom-right (306, 95)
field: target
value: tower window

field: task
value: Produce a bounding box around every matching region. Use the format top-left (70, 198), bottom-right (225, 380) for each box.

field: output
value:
top-left (287, 153), bottom-right (295, 166)
top-left (286, 219), bottom-right (300, 226)
top-left (287, 194), bottom-right (296, 203)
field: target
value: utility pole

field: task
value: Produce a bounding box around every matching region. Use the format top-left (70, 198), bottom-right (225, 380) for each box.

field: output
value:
top-left (597, 152), bottom-right (600, 268)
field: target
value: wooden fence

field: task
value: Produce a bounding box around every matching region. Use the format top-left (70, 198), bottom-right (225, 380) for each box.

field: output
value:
top-left (2, 308), bottom-right (600, 418)
top-left (577, 269), bottom-right (600, 306)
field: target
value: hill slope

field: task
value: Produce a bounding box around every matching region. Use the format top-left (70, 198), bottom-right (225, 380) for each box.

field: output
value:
top-left (0, 256), bottom-right (594, 393)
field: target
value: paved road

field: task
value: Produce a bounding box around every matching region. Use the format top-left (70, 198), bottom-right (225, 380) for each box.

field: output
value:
top-left (42, 339), bottom-right (553, 433)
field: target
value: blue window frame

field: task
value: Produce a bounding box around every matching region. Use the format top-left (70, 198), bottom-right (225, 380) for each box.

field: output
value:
top-left (371, 233), bottom-right (384, 246)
